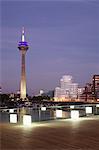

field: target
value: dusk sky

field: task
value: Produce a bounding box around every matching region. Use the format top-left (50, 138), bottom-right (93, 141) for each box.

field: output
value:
top-left (1, 0), bottom-right (99, 95)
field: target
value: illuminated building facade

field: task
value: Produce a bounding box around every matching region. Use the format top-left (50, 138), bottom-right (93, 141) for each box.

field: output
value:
top-left (92, 75), bottom-right (99, 101)
top-left (54, 75), bottom-right (78, 101)
top-left (78, 75), bottom-right (99, 102)
top-left (82, 83), bottom-right (93, 102)
top-left (77, 87), bottom-right (85, 100)
top-left (18, 28), bottom-right (29, 100)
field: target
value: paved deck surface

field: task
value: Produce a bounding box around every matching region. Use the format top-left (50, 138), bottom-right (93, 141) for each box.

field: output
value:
top-left (0, 116), bottom-right (99, 150)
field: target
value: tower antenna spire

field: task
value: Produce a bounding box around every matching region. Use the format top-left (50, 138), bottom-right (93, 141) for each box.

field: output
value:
top-left (22, 27), bottom-right (25, 42)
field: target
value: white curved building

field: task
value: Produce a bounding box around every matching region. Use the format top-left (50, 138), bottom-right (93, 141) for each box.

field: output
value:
top-left (54, 75), bottom-right (78, 101)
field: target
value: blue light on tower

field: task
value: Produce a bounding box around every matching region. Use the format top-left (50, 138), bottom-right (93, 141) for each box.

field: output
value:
top-left (18, 27), bottom-right (29, 49)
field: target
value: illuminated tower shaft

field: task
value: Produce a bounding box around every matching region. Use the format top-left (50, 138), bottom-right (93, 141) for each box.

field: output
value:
top-left (21, 50), bottom-right (26, 99)
top-left (18, 28), bottom-right (29, 100)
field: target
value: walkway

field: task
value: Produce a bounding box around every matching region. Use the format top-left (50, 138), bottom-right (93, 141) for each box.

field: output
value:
top-left (1, 116), bottom-right (99, 150)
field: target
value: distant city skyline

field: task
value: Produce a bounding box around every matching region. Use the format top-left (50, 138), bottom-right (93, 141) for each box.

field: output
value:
top-left (1, 1), bottom-right (99, 95)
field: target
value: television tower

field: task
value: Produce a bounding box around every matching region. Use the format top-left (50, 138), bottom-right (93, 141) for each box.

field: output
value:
top-left (18, 27), bottom-right (29, 100)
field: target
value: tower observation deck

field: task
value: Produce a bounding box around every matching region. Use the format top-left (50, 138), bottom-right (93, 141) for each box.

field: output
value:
top-left (18, 27), bottom-right (29, 100)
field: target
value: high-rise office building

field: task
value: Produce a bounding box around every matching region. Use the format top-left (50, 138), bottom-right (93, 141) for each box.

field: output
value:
top-left (18, 28), bottom-right (29, 100)
top-left (54, 75), bottom-right (78, 101)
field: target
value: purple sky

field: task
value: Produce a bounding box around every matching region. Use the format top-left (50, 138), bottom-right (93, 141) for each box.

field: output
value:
top-left (1, 0), bottom-right (99, 95)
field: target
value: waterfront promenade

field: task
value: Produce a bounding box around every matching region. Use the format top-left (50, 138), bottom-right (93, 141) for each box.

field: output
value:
top-left (1, 115), bottom-right (99, 150)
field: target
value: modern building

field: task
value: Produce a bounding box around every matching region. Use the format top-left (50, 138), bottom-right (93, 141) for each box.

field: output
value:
top-left (80, 83), bottom-right (93, 102)
top-left (77, 87), bottom-right (85, 101)
top-left (54, 75), bottom-right (78, 101)
top-left (92, 75), bottom-right (99, 101)
top-left (78, 75), bottom-right (99, 102)
top-left (18, 28), bottom-right (29, 100)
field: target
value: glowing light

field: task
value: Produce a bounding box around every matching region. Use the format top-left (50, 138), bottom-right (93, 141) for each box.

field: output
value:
top-left (96, 104), bottom-right (99, 107)
top-left (10, 114), bottom-right (17, 123)
top-left (70, 105), bottom-right (74, 109)
top-left (41, 107), bottom-right (46, 111)
top-left (22, 27), bottom-right (25, 42)
top-left (23, 115), bottom-right (32, 126)
top-left (9, 109), bottom-right (14, 113)
top-left (56, 110), bottom-right (62, 118)
top-left (18, 41), bottom-right (28, 46)
top-left (71, 110), bottom-right (79, 120)
top-left (85, 107), bottom-right (92, 114)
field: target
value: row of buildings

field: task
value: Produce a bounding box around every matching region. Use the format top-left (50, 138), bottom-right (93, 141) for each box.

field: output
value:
top-left (54, 75), bottom-right (99, 102)
top-left (0, 74), bottom-right (99, 102)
